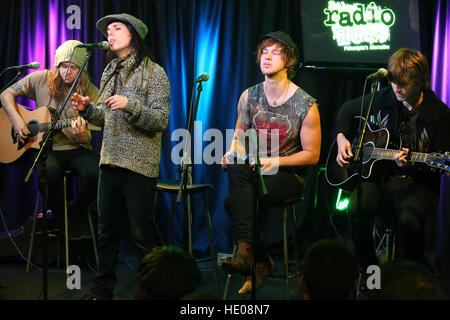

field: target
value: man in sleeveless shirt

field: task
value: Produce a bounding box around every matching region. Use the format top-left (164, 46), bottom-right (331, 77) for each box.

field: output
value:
top-left (221, 31), bottom-right (321, 294)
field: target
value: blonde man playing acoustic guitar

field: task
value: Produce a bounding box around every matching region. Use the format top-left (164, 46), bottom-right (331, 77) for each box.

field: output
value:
top-left (0, 40), bottom-right (99, 239)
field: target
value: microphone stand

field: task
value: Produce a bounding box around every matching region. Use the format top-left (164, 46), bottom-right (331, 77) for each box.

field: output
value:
top-left (23, 49), bottom-right (93, 300)
top-left (0, 70), bottom-right (24, 94)
top-left (248, 130), bottom-right (268, 300)
top-left (354, 79), bottom-right (379, 164)
top-left (176, 26), bottom-right (197, 205)
top-left (353, 78), bottom-right (380, 272)
top-left (176, 78), bottom-right (205, 254)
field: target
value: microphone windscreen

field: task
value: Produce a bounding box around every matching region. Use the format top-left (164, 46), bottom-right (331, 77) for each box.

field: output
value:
top-left (30, 62), bottom-right (40, 69)
top-left (101, 41), bottom-right (110, 50)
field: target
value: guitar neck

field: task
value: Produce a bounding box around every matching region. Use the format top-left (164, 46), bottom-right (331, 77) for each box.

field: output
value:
top-left (38, 118), bottom-right (75, 132)
top-left (372, 148), bottom-right (429, 163)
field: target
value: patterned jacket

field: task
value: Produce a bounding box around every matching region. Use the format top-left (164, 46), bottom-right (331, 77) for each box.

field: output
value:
top-left (81, 53), bottom-right (171, 178)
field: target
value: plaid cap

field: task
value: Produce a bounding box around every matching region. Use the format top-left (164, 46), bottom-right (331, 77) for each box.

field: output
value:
top-left (96, 13), bottom-right (148, 40)
top-left (259, 31), bottom-right (299, 59)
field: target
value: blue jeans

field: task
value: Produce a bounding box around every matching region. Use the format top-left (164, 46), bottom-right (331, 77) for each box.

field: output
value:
top-left (92, 165), bottom-right (159, 298)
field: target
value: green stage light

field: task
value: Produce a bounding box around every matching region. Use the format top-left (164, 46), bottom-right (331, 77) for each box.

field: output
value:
top-left (335, 188), bottom-right (351, 211)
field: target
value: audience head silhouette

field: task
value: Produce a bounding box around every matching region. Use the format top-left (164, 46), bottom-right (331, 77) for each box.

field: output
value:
top-left (300, 239), bottom-right (359, 300)
top-left (133, 246), bottom-right (201, 300)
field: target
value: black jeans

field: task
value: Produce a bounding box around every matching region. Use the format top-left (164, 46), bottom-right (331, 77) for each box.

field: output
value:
top-left (349, 176), bottom-right (438, 267)
top-left (36, 147), bottom-right (99, 218)
top-left (225, 164), bottom-right (304, 262)
top-left (92, 165), bottom-right (159, 298)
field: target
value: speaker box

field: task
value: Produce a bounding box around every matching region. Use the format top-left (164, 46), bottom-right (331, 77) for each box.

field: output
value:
top-left (0, 216), bottom-right (60, 265)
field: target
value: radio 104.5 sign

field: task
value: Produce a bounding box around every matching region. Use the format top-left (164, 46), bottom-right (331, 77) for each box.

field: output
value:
top-left (323, 1), bottom-right (395, 52)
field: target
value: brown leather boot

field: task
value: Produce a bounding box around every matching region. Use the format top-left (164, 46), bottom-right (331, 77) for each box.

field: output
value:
top-left (238, 255), bottom-right (275, 295)
top-left (221, 241), bottom-right (253, 275)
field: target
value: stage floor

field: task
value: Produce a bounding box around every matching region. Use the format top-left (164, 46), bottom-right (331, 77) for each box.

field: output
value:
top-left (0, 254), bottom-right (301, 301)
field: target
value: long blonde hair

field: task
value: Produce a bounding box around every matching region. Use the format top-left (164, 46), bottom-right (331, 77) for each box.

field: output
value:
top-left (48, 68), bottom-right (91, 100)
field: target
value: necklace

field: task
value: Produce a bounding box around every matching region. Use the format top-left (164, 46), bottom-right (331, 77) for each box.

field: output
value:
top-left (264, 81), bottom-right (290, 106)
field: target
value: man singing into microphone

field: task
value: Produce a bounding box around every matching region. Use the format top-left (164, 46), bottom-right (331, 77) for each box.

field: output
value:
top-left (221, 31), bottom-right (321, 294)
top-left (334, 48), bottom-right (450, 270)
top-left (72, 13), bottom-right (170, 300)
top-left (0, 40), bottom-right (99, 239)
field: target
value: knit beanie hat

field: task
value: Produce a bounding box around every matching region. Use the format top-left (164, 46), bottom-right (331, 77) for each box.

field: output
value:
top-left (54, 40), bottom-right (88, 71)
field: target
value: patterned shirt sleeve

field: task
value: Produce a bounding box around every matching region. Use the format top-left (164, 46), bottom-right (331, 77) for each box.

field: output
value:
top-left (124, 64), bottom-right (171, 133)
top-left (80, 102), bottom-right (105, 127)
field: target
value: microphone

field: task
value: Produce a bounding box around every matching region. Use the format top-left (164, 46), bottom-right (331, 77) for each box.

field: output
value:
top-left (7, 62), bottom-right (40, 70)
top-left (366, 68), bottom-right (388, 80)
top-left (76, 41), bottom-right (110, 50)
top-left (195, 72), bottom-right (209, 83)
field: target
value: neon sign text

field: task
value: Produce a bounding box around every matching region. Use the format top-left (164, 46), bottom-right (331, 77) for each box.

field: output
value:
top-left (323, 1), bottom-right (395, 51)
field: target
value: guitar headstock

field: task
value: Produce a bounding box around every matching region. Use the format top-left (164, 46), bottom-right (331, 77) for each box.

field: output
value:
top-left (425, 152), bottom-right (450, 174)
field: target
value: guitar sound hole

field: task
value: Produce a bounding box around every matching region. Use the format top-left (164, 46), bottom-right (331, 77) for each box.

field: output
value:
top-left (27, 120), bottom-right (39, 138)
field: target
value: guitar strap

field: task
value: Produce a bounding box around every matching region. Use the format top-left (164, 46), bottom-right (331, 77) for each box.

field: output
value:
top-left (48, 104), bottom-right (57, 121)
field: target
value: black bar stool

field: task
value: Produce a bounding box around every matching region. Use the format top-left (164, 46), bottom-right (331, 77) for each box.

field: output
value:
top-left (26, 170), bottom-right (99, 275)
top-left (373, 216), bottom-right (396, 263)
top-left (223, 195), bottom-right (302, 300)
top-left (154, 178), bottom-right (219, 295)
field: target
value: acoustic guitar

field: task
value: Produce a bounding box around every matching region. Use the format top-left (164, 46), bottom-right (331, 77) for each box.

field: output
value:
top-left (325, 116), bottom-right (450, 190)
top-left (0, 104), bottom-right (97, 163)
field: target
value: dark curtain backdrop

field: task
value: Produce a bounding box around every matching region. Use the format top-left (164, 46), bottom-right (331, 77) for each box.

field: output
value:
top-left (0, 0), bottom-right (448, 264)
top-left (431, 0), bottom-right (450, 294)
